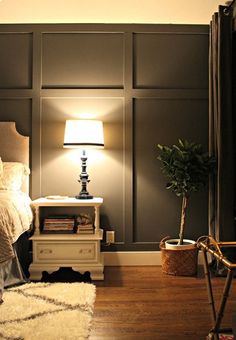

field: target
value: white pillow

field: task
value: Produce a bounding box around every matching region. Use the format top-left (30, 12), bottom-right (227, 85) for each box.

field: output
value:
top-left (0, 161), bottom-right (30, 191)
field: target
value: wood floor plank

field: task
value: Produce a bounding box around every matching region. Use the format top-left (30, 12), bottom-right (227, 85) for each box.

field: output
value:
top-left (90, 266), bottom-right (236, 339)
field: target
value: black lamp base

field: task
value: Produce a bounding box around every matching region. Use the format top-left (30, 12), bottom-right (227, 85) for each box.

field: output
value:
top-left (75, 150), bottom-right (93, 200)
top-left (75, 193), bottom-right (93, 200)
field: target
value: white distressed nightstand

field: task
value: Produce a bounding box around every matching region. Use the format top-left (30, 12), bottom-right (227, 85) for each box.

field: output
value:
top-left (29, 197), bottom-right (104, 280)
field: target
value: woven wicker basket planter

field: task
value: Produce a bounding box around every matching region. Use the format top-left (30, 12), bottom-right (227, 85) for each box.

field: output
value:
top-left (160, 239), bottom-right (199, 276)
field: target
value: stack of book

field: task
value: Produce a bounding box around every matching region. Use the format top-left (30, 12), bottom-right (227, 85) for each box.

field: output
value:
top-left (42, 215), bottom-right (76, 234)
top-left (76, 213), bottom-right (94, 234)
top-left (77, 223), bottom-right (94, 234)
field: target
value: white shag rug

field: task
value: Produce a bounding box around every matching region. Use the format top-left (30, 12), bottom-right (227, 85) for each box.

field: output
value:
top-left (0, 282), bottom-right (96, 340)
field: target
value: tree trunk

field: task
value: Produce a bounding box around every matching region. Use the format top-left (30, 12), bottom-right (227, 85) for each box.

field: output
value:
top-left (178, 194), bottom-right (189, 245)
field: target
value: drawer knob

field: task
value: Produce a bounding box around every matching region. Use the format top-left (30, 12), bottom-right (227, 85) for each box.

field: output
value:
top-left (40, 249), bottom-right (52, 254)
top-left (79, 249), bottom-right (92, 254)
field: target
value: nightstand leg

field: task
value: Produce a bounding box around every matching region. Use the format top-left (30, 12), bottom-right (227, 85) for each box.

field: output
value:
top-left (94, 206), bottom-right (100, 233)
top-left (34, 206), bottom-right (40, 234)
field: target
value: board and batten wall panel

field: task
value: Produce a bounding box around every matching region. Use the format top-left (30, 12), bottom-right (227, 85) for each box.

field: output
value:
top-left (132, 30), bottom-right (209, 246)
top-left (42, 33), bottom-right (124, 88)
top-left (0, 99), bottom-right (32, 137)
top-left (0, 24), bottom-right (209, 251)
top-left (41, 97), bottom-right (125, 244)
top-left (133, 32), bottom-right (208, 89)
top-left (0, 33), bottom-right (33, 89)
top-left (134, 98), bottom-right (208, 243)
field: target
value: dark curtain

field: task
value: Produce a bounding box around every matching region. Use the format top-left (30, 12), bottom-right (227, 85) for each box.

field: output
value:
top-left (209, 5), bottom-right (235, 241)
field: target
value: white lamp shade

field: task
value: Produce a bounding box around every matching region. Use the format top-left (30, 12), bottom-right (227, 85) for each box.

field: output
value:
top-left (63, 120), bottom-right (104, 148)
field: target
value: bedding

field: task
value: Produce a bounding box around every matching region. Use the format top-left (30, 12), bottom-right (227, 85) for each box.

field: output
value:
top-left (0, 189), bottom-right (32, 302)
top-left (0, 158), bottom-right (30, 192)
top-left (0, 190), bottom-right (33, 264)
top-left (0, 123), bottom-right (31, 302)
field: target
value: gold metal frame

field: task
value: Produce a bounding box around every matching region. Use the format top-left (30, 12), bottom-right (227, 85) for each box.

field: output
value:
top-left (197, 236), bottom-right (236, 340)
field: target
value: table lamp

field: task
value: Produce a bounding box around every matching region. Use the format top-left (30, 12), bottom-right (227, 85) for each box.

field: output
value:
top-left (63, 119), bottom-right (104, 199)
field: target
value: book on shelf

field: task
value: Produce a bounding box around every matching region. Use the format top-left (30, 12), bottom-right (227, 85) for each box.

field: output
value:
top-left (77, 224), bottom-right (94, 234)
top-left (41, 213), bottom-right (96, 234)
top-left (42, 230), bottom-right (75, 234)
top-left (76, 214), bottom-right (95, 234)
top-left (42, 215), bottom-right (76, 234)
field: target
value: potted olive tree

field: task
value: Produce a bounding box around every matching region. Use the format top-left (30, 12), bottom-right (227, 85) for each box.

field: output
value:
top-left (157, 139), bottom-right (215, 275)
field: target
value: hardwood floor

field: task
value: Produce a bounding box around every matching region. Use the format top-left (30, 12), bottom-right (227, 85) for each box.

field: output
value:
top-left (90, 266), bottom-right (236, 340)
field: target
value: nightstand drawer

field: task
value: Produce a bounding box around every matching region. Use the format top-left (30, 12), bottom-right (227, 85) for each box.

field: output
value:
top-left (35, 241), bottom-right (98, 262)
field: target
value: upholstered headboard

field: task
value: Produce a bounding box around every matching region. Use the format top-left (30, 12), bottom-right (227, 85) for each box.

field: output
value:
top-left (0, 122), bottom-right (29, 194)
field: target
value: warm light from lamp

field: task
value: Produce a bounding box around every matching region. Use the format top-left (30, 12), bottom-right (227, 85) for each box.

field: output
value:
top-left (63, 120), bottom-right (104, 149)
top-left (63, 119), bottom-right (104, 199)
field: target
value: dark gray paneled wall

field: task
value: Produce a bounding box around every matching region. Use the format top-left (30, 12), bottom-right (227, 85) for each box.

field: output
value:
top-left (0, 24), bottom-right (209, 251)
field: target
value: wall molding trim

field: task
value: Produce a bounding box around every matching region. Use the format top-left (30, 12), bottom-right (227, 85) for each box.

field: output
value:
top-left (0, 23), bottom-right (209, 252)
top-left (103, 251), bottom-right (205, 266)
top-left (104, 251), bottom-right (161, 266)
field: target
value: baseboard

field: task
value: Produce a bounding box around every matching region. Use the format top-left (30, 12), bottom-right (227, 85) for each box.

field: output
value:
top-left (103, 250), bottom-right (206, 266)
top-left (103, 251), bottom-right (161, 266)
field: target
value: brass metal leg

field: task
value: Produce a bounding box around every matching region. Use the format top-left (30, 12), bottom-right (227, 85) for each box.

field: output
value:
top-left (202, 249), bottom-right (234, 339)
top-left (202, 250), bottom-right (217, 321)
top-left (198, 239), bottom-right (236, 340)
top-left (212, 269), bottom-right (234, 336)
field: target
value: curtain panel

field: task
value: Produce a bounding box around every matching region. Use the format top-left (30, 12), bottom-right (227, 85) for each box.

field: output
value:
top-left (209, 5), bottom-right (235, 241)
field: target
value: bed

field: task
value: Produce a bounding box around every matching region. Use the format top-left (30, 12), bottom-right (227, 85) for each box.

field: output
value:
top-left (0, 122), bottom-right (33, 302)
